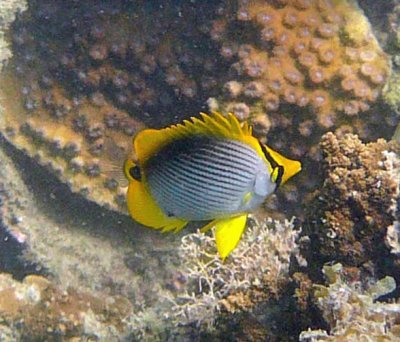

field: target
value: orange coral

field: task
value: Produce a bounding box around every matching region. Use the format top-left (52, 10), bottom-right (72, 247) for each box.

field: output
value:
top-left (0, 1), bottom-right (225, 212)
top-left (206, 0), bottom-right (393, 216)
top-left (210, 0), bottom-right (390, 141)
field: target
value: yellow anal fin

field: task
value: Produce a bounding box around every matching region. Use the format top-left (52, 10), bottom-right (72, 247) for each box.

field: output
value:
top-left (127, 178), bottom-right (187, 232)
top-left (211, 214), bottom-right (248, 259)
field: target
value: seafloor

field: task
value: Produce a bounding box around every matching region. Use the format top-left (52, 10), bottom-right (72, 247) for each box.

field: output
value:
top-left (0, 0), bottom-right (399, 341)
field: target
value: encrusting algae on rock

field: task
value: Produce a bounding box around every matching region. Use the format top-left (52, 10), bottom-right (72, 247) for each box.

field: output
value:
top-left (302, 132), bottom-right (400, 282)
top-left (300, 263), bottom-right (400, 341)
top-left (0, 272), bottom-right (133, 340)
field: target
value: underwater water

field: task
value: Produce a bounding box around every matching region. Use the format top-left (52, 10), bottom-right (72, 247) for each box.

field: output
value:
top-left (0, 0), bottom-right (399, 341)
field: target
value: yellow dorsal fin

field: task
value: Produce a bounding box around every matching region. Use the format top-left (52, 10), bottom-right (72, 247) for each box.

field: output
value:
top-left (133, 112), bottom-right (257, 165)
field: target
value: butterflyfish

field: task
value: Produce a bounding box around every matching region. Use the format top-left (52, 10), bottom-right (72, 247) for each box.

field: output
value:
top-left (124, 112), bottom-right (301, 259)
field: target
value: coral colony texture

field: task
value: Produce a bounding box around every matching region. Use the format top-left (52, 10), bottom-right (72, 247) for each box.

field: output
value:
top-left (299, 264), bottom-right (400, 341)
top-left (0, 0), bottom-right (400, 341)
top-left (0, 0), bottom-right (227, 213)
top-left (0, 0), bottom-right (395, 216)
top-left (169, 217), bottom-right (304, 329)
top-left (210, 0), bottom-right (389, 131)
top-left (207, 0), bottom-right (394, 215)
top-left (302, 133), bottom-right (400, 280)
top-left (0, 273), bottom-right (133, 340)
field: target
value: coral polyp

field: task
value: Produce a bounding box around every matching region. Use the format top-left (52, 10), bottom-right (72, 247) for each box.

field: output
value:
top-left (0, 0), bottom-right (226, 212)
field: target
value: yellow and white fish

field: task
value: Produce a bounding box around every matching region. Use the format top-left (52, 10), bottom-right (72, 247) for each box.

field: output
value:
top-left (124, 112), bottom-right (301, 259)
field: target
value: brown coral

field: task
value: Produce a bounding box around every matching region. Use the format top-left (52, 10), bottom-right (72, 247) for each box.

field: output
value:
top-left (0, 0), bottom-right (226, 212)
top-left (211, 0), bottom-right (389, 127)
top-left (0, 0), bottom-right (396, 219)
top-left (0, 272), bottom-right (132, 340)
top-left (302, 132), bottom-right (400, 280)
top-left (206, 0), bottom-right (396, 217)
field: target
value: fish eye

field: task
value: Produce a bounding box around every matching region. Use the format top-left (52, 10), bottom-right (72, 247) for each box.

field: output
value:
top-left (129, 165), bottom-right (141, 181)
top-left (124, 159), bottom-right (141, 181)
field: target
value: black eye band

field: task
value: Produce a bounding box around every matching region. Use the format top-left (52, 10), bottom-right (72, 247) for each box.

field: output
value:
top-left (259, 142), bottom-right (285, 189)
top-left (129, 165), bottom-right (141, 181)
top-left (275, 165), bottom-right (284, 189)
top-left (259, 142), bottom-right (278, 169)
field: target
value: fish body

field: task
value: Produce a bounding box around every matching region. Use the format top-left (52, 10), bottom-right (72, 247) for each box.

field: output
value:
top-left (125, 112), bottom-right (301, 258)
top-left (146, 135), bottom-right (275, 221)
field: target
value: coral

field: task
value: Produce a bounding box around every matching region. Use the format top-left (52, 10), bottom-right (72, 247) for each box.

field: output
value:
top-left (168, 217), bottom-right (305, 330)
top-left (0, 0), bottom-right (226, 212)
top-left (299, 263), bottom-right (400, 341)
top-left (0, 139), bottom-right (197, 340)
top-left (210, 0), bottom-right (390, 133)
top-left (0, 272), bottom-right (133, 340)
top-left (0, 0), bottom-right (395, 218)
top-left (383, 71), bottom-right (400, 113)
top-left (206, 0), bottom-right (395, 217)
top-left (302, 132), bottom-right (400, 279)
top-left (212, 1), bottom-right (389, 136)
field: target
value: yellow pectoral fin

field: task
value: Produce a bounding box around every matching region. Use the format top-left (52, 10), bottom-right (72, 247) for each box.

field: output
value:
top-left (214, 214), bottom-right (248, 259)
top-left (127, 179), bottom-right (187, 232)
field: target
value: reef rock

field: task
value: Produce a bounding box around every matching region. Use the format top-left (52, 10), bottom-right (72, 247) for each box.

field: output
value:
top-left (303, 132), bottom-right (400, 280)
top-left (300, 263), bottom-right (400, 341)
top-left (0, 272), bottom-right (133, 341)
top-left (0, 140), bottom-right (191, 340)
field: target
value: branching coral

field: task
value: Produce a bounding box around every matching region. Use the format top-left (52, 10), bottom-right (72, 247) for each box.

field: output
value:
top-left (299, 263), bottom-right (400, 341)
top-left (303, 132), bottom-right (400, 279)
top-left (168, 217), bottom-right (305, 330)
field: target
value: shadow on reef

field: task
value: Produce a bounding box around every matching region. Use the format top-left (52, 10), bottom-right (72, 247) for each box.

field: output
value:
top-left (0, 134), bottom-right (136, 245)
top-left (0, 137), bottom-right (46, 280)
top-left (0, 222), bottom-right (42, 281)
